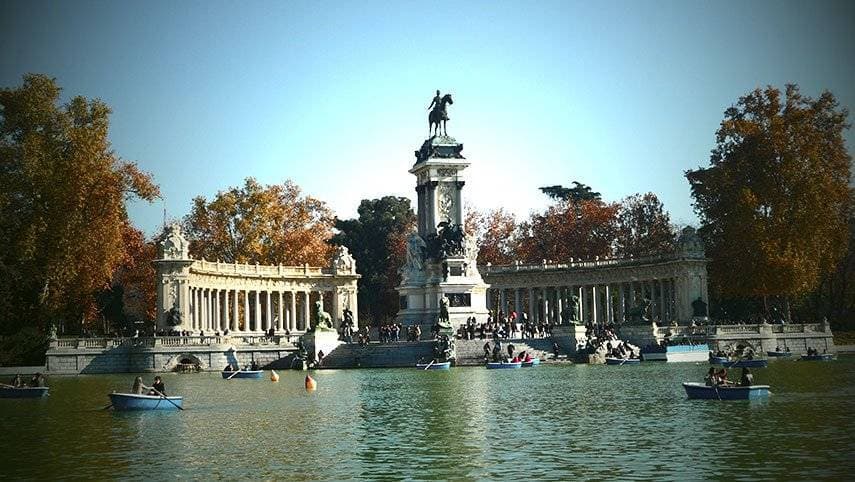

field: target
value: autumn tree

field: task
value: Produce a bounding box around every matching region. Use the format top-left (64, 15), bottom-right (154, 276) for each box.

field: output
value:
top-left (516, 200), bottom-right (619, 263)
top-left (183, 178), bottom-right (334, 266)
top-left (0, 74), bottom-right (159, 338)
top-left (614, 193), bottom-right (676, 257)
top-left (331, 197), bottom-right (415, 324)
top-left (465, 207), bottom-right (519, 266)
top-left (686, 85), bottom-right (851, 317)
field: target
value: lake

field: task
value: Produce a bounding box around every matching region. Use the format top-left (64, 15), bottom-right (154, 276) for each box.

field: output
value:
top-left (1, 357), bottom-right (853, 480)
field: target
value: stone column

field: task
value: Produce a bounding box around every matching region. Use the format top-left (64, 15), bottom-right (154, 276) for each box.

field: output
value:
top-left (604, 285), bottom-right (612, 324)
top-left (591, 286), bottom-right (599, 326)
top-left (556, 290), bottom-right (563, 324)
top-left (541, 288), bottom-right (549, 323)
top-left (580, 286), bottom-right (587, 323)
top-left (514, 289), bottom-right (522, 317)
top-left (211, 289), bottom-right (219, 332)
top-left (264, 290), bottom-right (272, 331)
top-left (618, 284), bottom-right (626, 323)
top-left (231, 290), bottom-right (238, 332)
top-left (499, 289), bottom-right (507, 315)
top-left (455, 181), bottom-right (465, 226)
top-left (528, 288), bottom-right (535, 321)
top-left (290, 291), bottom-right (297, 332)
top-left (276, 290), bottom-right (287, 331)
top-left (243, 290), bottom-right (250, 332)
top-left (303, 291), bottom-right (311, 331)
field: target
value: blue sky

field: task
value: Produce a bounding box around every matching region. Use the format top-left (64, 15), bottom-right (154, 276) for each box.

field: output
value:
top-left (2, 0), bottom-right (854, 236)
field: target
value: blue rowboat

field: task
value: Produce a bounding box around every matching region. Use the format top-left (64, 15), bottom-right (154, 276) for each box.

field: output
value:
top-left (605, 357), bottom-right (640, 365)
top-left (724, 359), bottom-right (768, 368)
top-left (415, 361), bottom-right (451, 370)
top-left (221, 370), bottom-right (264, 379)
top-left (767, 351), bottom-right (792, 357)
top-left (522, 358), bottom-right (541, 367)
top-left (0, 387), bottom-right (49, 398)
top-left (709, 356), bottom-right (729, 365)
top-left (486, 362), bottom-right (522, 369)
top-left (683, 382), bottom-right (770, 400)
top-left (108, 393), bottom-right (183, 411)
top-left (801, 354), bottom-right (834, 361)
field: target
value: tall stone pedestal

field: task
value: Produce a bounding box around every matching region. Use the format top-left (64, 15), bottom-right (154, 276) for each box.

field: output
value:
top-left (303, 330), bottom-right (342, 365)
top-left (396, 135), bottom-right (490, 331)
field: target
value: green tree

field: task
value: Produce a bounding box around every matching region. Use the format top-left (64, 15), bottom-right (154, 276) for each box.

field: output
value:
top-left (0, 74), bottom-right (159, 338)
top-left (539, 181), bottom-right (601, 203)
top-left (183, 178), bottom-right (335, 266)
top-left (686, 85), bottom-right (851, 318)
top-left (614, 193), bottom-right (676, 257)
top-left (331, 197), bottom-right (415, 324)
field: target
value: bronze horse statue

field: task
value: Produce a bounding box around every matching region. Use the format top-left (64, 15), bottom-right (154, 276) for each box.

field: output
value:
top-left (429, 93), bottom-right (453, 137)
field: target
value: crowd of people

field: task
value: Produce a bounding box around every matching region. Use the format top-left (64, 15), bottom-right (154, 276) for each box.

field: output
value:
top-left (481, 340), bottom-right (537, 364)
top-left (454, 311), bottom-right (554, 341)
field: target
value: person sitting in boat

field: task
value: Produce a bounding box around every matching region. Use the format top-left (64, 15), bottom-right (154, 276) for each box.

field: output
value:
top-left (745, 351), bottom-right (754, 360)
top-left (511, 355), bottom-right (520, 363)
top-left (715, 368), bottom-right (731, 386)
top-left (10, 374), bottom-right (24, 388)
top-left (148, 376), bottom-right (166, 396)
top-left (250, 360), bottom-right (259, 371)
top-left (131, 376), bottom-right (149, 395)
top-left (523, 352), bottom-right (533, 363)
top-left (785, 346), bottom-right (791, 352)
top-left (29, 372), bottom-right (45, 387)
top-left (483, 342), bottom-right (491, 361)
top-left (739, 368), bottom-right (754, 387)
top-left (704, 367), bottom-right (717, 386)
top-left (223, 364), bottom-right (234, 372)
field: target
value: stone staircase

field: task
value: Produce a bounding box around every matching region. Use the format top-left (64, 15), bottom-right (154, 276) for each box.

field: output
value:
top-left (320, 341), bottom-right (435, 369)
top-left (454, 337), bottom-right (554, 366)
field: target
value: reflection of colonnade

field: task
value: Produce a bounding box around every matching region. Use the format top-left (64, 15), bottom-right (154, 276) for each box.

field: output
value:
top-left (482, 229), bottom-right (709, 325)
top-left (154, 225), bottom-right (360, 335)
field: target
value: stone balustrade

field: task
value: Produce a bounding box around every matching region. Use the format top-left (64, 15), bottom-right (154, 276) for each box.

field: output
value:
top-left (191, 259), bottom-right (331, 277)
top-left (482, 253), bottom-right (688, 274)
top-left (49, 334), bottom-right (302, 350)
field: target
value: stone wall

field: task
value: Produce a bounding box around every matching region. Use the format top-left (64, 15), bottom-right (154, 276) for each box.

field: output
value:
top-left (46, 335), bottom-right (299, 374)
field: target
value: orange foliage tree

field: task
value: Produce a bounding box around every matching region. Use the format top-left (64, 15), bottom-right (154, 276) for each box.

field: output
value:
top-left (687, 85), bottom-right (851, 317)
top-left (0, 74), bottom-right (159, 336)
top-left (183, 178), bottom-right (335, 266)
top-left (465, 207), bottom-right (520, 266)
top-left (614, 193), bottom-right (676, 258)
top-left (516, 200), bottom-right (619, 263)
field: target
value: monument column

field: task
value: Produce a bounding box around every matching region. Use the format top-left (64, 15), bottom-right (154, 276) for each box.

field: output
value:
top-left (232, 290), bottom-right (239, 332)
top-left (303, 291), bottom-right (311, 330)
top-left (290, 291), bottom-right (297, 332)
top-left (514, 289), bottom-right (522, 316)
top-left (243, 290), bottom-right (250, 332)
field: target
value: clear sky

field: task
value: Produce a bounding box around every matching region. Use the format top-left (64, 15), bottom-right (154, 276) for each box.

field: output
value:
top-left (2, 0), bottom-right (854, 236)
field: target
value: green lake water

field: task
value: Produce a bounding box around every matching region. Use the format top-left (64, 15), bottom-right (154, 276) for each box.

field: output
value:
top-left (1, 357), bottom-right (853, 480)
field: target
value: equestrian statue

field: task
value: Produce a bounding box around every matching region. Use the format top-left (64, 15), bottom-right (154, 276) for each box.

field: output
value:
top-left (428, 90), bottom-right (453, 137)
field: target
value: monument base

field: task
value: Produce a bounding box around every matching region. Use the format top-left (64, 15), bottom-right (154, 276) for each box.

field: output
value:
top-left (303, 330), bottom-right (342, 365)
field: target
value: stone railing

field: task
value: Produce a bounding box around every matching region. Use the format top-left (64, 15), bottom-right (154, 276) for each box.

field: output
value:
top-left (50, 334), bottom-right (302, 350)
top-left (483, 252), bottom-right (704, 274)
top-left (191, 259), bottom-right (333, 277)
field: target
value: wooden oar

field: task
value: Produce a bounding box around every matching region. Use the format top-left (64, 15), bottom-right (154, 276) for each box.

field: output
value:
top-left (0, 382), bottom-right (15, 388)
top-left (226, 369), bottom-right (242, 380)
top-left (424, 359), bottom-right (435, 370)
top-left (149, 387), bottom-right (183, 410)
top-left (101, 403), bottom-right (113, 410)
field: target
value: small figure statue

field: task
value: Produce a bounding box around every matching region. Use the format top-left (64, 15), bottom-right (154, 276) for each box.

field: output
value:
top-left (561, 295), bottom-right (580, 325)
top-left (438, 294), bottom-right (451, 329)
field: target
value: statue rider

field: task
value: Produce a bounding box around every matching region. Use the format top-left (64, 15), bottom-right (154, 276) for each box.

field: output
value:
top-left (428, 89), bottom-right (442, 114)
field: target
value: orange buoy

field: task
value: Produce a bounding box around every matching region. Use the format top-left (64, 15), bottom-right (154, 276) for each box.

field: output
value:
top-left (305, 375), bottom-right (317, 391)
top-left (270, 370), bottom-right (279, 382)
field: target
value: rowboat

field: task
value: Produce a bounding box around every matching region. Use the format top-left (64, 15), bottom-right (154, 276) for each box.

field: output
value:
top-left (486, 362), bottom-right (522, 369)
top-left (766, 351), bottom-right (792, 357)
top-left (221, 370), bottom-right (264, 379)
top-left (521, 358), bottom-right (541, 367)
top-left (605, 357), bottom-right (640, 365)
top-left (108, 393), bottom-right (183, 411)
top-left (709, 356), bottom-right (729, 365)
top-left (682, 382), bottom-right (770, 400)
top-left (415, 361), bottom-right (451, 370)
top-left (717, 359), bottom-right (768, 368)
top-left (801, 354), bottom-right (834, 361)
top-left (0, 387), bottom-right (49, 398)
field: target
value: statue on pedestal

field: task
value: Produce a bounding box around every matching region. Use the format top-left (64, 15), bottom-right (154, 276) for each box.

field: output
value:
top-left (428, 90), bottom-right (453, 137)
top-left (309, 300), bottom-right (334, 332)
top-left (438, 294), bottom-right (451, 330)
top-left (561, 295), bottom-right (580, 325)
